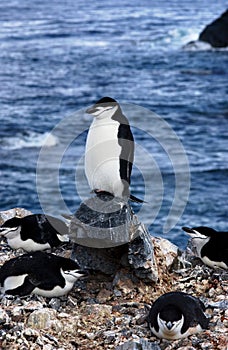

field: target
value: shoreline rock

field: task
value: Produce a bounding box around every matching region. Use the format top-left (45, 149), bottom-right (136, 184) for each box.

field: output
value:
top-left (183, 9), bottom-right (228, 50)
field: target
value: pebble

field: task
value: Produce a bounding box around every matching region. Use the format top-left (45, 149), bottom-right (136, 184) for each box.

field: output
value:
top-left (27, 309), bottom-right (57, 329)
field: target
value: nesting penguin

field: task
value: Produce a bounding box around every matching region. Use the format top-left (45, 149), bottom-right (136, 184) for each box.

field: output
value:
top-left (182, 226), bottom-right (228, 269)
top-left (0, 251), bottom-right (86, 297)
top-left (147, 291), bottom-right (209, 340)
top-left (0, 214), bottom-right (69, 252)
top-left (85, 96), bottom-right (142, 203)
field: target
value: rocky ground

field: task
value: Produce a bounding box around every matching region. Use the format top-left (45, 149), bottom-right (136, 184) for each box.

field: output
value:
top-left (0, 209), bottom-right (227, 350)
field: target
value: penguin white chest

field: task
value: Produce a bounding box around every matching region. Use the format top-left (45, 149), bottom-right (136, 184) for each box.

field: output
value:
top-left (85, 119), bottom-right (124, 197)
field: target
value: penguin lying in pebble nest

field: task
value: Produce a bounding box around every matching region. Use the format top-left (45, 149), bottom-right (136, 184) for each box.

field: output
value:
top-left (0, 214), bottom-right (69, 252)
top-left (0, 251), bottom-right (86, 297)
top-left (182, 226), bottom-right (228, 269)
top-left (147, 291), bottom-right (209, 340)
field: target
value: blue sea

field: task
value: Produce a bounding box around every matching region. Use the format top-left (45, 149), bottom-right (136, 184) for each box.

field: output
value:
top-left (0, 0), bottom-right (227, 248)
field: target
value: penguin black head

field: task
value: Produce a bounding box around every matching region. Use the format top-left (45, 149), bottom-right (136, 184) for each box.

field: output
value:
top-left (147, 291), bottom-right (209, 340)
top-left (182, 226), bottom-right (228, 269)
top-left (158, 304), bottom-right (184, 333)
top-left (86, 96), bottom-right (119, 118)
top-left (0, 217), bottom-right (22, 243)
top-left (182, 226), bottom-right (217, 237)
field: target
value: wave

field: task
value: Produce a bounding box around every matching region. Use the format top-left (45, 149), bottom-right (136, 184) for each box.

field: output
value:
top-left (1, 131), bottom-right (59, 150)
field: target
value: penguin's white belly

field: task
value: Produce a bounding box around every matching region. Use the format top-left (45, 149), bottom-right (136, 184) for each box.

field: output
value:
top-left (85, 121), bottom-right (125, 197)
top-left (33, 281), bottom-right (74, 297)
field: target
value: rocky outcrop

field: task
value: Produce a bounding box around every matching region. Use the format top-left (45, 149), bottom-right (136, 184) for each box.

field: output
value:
top-left (69, 195), bottom-right (158, 282)
top-left (183, 9), bottom-right (228, 50)
top-left (199, 10), bottom-right (228, 48)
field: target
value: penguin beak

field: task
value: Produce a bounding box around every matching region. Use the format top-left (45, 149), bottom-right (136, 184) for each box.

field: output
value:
top-left (86, 105), bottom-right (98, 114)
top-left (85, 105), bottom-right (115, 116)
top-left (182, 226), bottom-right (194, 234)
top-left (166, 321), bottom-right (173, 330)
top-left (68, 269), bottom-right (88, 278)
top-left (0, 227), bottom-right (18, 236)
top-left (182, 227), bottom-right (198, 237)
top-left (182, 227), bottom-right (206, 239)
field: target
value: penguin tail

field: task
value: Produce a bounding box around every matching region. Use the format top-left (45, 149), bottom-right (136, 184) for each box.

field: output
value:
top-left (129, 194), bottom-right (145, 203)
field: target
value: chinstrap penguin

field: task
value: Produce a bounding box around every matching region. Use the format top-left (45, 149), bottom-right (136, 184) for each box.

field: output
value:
top-left (182, 226), bottom-right (228, 269)
top-left (147, 291), bottom-right (209, 340)
top-left (0, 251), bottom-right (86, 297)
top-left (0, 214), bottom-right (69, 252)
top-left (85, 96), bottom-right (143, 203)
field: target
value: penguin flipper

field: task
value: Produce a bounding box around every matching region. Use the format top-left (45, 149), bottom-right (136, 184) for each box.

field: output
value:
top-left (5, 276), bottom-right (35, 297)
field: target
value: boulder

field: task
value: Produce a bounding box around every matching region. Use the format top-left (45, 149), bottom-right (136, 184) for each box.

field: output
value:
top-left (199, 10), bottom-right (228, 48)
top-left (69, 194), bottom-right (158, 281)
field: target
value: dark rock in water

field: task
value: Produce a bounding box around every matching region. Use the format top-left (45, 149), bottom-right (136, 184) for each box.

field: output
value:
top-left (70, 194), bottom-right (158, 281)
top-left (116, 339), bottom-right (161, 350)
top-left (199, 10), bottom-right (228, 48)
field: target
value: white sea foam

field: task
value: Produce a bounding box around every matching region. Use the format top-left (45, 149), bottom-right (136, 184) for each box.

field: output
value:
top-left (1, 131), bottom-right (59, 150)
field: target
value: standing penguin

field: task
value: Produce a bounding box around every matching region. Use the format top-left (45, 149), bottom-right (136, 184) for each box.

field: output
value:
top-left (147, 291), bottom-right (209, 340)
top-left (85, 96), bottom-right (142, 202)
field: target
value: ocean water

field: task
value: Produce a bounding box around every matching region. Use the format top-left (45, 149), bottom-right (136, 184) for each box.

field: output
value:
top-left (0, 0), bottom-right (227, 248)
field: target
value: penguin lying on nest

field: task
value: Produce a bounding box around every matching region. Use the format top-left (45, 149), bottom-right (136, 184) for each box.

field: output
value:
top-left (147, 291), bottom-right (209, 340)
top-left (0, 251), bottom-right (86, 297)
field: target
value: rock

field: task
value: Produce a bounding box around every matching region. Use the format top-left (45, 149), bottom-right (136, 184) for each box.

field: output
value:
top-left (128, 222), bottom-right (158, 282)
top-left (27, 309), bottom-right (58, 329)
top-left (70, 196), bottom-right (157, 281)
top-left (0, 307), bottom-right (10, 324)
top-left (116, 339), bottom-right (161, 350)
top-left (152, 237), bottom-right (178, 270)
top-left (0, 207), bottom-right (32, 225)
top-left (71, 243), bottom-right (128, 274)
top-left (199, 10), bottom-right (228, 48)
top-left (69, 194), bottom-right (137, 248)
top-left (96, 288), bottom-right (113, 302)
top-left (49, 298), bottom-right (62, 311)
top-left (81, 303), bottom-right (112, 318)
top-left (113, 271), bottom-right (136, 295)
top-left (208, 300), bottom-right (228, 310)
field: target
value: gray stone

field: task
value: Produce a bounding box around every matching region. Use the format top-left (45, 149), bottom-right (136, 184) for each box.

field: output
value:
top-left (116, 339), bottom-right (161, 350)
top-left (69, 194), bottom-right (138, 248)
top-left (27, 309), bottom-right (57, 329)
top-left (70, 195), bottom-right (157, 281)
top-left (208, 300), bottom-right (228, 310)
top-left (128, 221), bottom-right (158, 282)
top-left (71, 243), bottom-right (128, 274)
top-left (0, 307), bottom-right (10, 324)
top-left (0, 208), bottom-right (32, 225)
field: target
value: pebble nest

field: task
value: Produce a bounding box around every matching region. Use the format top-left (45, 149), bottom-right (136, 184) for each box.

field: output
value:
top-left (0, 211), bottom-right (227, 350)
